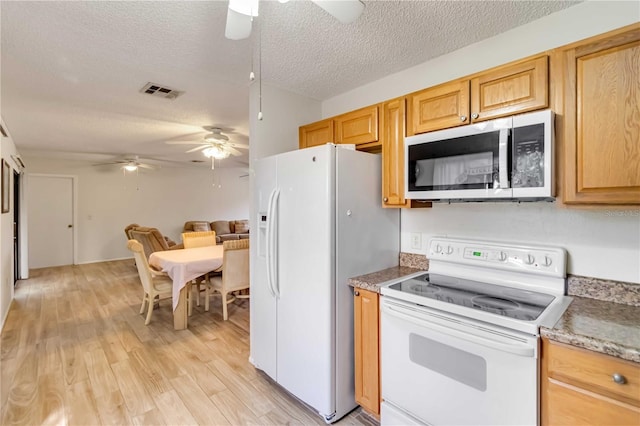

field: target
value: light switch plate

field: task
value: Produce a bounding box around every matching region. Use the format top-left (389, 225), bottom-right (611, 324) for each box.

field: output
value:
top-left (410, 233), bottom-right (422, 249)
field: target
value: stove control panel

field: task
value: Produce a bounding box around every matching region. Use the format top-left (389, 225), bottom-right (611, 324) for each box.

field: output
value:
top-left (429, 237), bottom-right (566, 277)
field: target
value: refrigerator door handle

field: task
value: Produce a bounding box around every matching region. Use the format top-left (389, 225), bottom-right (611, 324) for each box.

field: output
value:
top-left (265, 188), bottom-right (277, 298)
top-left (271, 189), bottom-right (281, 297)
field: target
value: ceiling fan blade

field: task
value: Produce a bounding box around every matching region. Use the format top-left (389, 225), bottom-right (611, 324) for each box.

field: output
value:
top-left (137, 163), bottom-right (157, 170)
top-left (166, 141), bottom-right (205, 145)
top-left (225, 7), bottom-right (253, 40)
top-left (226, 146), bottom-right (243, 156)
top-left (92, 161), bottom-right (125, 166)
top-left (312, 0), bottom-right (365, 24)
top-left (225, 142), bottom-right (249, 149)
top-left (186, 145), bottom-right (209, 153)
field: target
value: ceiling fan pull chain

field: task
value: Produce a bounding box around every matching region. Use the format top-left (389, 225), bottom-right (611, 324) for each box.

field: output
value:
top-left (258, 14), bottom-right (263, 121)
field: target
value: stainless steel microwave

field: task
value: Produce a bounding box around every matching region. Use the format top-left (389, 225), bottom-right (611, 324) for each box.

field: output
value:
top-left (405, 109), bottom-right (554, 201)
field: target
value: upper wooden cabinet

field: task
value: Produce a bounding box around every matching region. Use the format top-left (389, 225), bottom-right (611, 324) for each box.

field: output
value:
top-left (299, 119), bottom-right (334, 149)
top-left (334, 105), bottom-right (380, 147)
top-left (407, 80), bottom-right (470, 136)
top-left (561, 25), bottom-right (640, 204)
top-left (407, 55), bottom-right (548, 136)
top-left (299, 106), bottom-right (379, 150)
top-left (541, 338), bottom-right (640, 426)
top-left (381, 97), bottom-right (409, 207)
top-left (470, 55), bottom-right (548, 122)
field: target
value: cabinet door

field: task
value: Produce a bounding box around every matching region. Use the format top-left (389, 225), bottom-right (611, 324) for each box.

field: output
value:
top-left (545, 379), bottom-right (640, 425)
top-left (299, 119), bottom-right (334, 149)
top-left (407, 80), bottom-right (470, 135)
top-left (562, 26), bottom-right (640, 204)
top-left (541, 338), bottom-right (640, 426)
top-left (334, 105), bottom-right (379, 146)
top-left (470, 55), bottom-right (548, 122)
top-left (354, 288), bottom-right (380, 416)
top-left (381, 97), bottom-right (409, 208)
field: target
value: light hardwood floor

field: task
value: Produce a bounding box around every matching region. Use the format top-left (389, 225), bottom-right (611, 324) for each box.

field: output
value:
top-left (0, 260), bottom-right (377, 426)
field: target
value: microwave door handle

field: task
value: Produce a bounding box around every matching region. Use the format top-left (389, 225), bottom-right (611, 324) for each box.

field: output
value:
top-left (499, 129), bottom-right (509, 188)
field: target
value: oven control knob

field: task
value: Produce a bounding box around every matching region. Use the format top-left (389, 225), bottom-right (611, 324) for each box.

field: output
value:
top-left (446, 246), bottom-right (454, 255)
top-left (435, 244), bottom-right (443, 253)
top-left (542, 256), bottom-right (553, 267)
top-left (524, 254), bottom-right (535, 265)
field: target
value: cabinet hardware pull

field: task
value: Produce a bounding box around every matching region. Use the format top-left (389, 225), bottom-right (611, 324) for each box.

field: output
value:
top-left (612, 373), bottom-right (626, 384)
top-left (383, 197), bottom-right (388, 203)
top-left (472, 113), bottom-right (479, 119)
top-left (459, 115), bottom-right (467, 122)
top-left (354, 290), bottom-right (360, 296)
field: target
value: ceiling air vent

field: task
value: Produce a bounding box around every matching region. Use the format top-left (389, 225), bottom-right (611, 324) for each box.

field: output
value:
top-left (140, 82), bottom-right (183, 100)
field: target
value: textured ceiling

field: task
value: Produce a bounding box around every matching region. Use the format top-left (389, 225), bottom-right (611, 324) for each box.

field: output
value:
top-left (1, 0), bottom-right (581, 168)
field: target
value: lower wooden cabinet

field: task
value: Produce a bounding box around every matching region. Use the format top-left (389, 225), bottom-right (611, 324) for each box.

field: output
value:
top-left (354, 288), bottom-right (380, 417)
top-left (541, 338), bottom-right (640, 425)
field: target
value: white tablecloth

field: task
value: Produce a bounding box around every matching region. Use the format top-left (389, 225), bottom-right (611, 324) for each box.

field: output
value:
top-left (149, 245), bottom-right (224, 310)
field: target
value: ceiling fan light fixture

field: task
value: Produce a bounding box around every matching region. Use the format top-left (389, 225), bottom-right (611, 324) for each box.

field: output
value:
top-left (203, 146), bottom-right (230, 160)
top-left (123, 163), bottom-right (138, 172)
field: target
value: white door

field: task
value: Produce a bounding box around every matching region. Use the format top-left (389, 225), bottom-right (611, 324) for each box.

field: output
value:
top-left (250, 156), bottom-right (278, 379)
top-left (275, 145), bottom-right (335, 418)
top-left (27, 175), bottom-right (74, 268)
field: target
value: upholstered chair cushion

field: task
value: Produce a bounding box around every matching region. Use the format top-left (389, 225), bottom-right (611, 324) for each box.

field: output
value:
top-left (183, 221), bottom-right (211, 233)
top-left (234, 220), bottom-right (249, 234)
top-left (192, 222), bottom-right (210, 232)
top-left (212, 220), bottom-right (232, 236)
top-left (219, 234), bottom-right (240, 242)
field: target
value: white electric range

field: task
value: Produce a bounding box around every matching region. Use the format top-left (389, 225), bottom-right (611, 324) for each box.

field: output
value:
top-left (380, 237), bottom-right (572, 426)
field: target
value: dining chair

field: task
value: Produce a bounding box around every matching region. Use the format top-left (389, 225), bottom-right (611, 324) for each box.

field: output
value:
top-left (206, 239), bottom-right (249, 320)
top-left (127, 239), bottom-right (175, 325)
top-left (182, 230), bottom-right (217, 248)
top-left (182, 230), bottom-right (218, 307)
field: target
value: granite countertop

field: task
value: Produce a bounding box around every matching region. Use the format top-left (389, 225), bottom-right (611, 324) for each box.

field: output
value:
top-left (541, 296), bottom-right (640, 363)
top-left (541, 275), bottom-right (640, 363)
top-left (348, 266), bottom-right (426, 293)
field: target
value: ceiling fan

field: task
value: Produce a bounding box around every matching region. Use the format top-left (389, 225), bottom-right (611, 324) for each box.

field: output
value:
top-left (93, 155), bottom-right (158, 172)
top-left (225, 0), bottom-right (365, 40)
top-left (166, 127), bottom-right (249, 160)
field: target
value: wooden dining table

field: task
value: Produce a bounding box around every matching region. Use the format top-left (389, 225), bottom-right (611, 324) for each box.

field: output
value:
top-left (148, 245), bottom-right (224, 330)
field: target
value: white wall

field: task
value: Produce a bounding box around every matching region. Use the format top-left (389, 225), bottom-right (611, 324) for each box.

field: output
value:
top-left (0, 118), bottom-right (23, 330)
top-left (23, 156), bottom-right (249, 265)
top-left (249, 83), bottom-right (321, 161)
top-left (322, 1), bottom-right (640, 284)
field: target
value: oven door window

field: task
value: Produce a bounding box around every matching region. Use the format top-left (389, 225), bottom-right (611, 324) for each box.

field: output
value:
top-left (408, 130), bottom-right (508, 192)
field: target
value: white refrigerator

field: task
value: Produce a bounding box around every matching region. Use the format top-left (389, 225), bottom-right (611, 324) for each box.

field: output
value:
top-left (250, 144), bottom-right (400, 423)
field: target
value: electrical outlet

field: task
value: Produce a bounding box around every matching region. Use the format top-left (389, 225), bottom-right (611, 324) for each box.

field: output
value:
top-left (410, 233), bottom-right (422, 250)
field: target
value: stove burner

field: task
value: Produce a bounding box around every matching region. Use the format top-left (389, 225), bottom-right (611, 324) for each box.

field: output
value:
top-left (409, 283), bottom-right (441, 294)
top-left (471, 295), bottom-right (520, 315)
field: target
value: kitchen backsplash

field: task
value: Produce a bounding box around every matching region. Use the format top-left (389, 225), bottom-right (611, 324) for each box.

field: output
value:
top-left (568, 275), bottom-right (640, 307)
top-left (399, 252), bottom-right (428, 270)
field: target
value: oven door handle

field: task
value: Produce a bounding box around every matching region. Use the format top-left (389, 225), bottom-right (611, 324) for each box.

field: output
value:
top-left (382, 303), bottom-right (535, 358)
